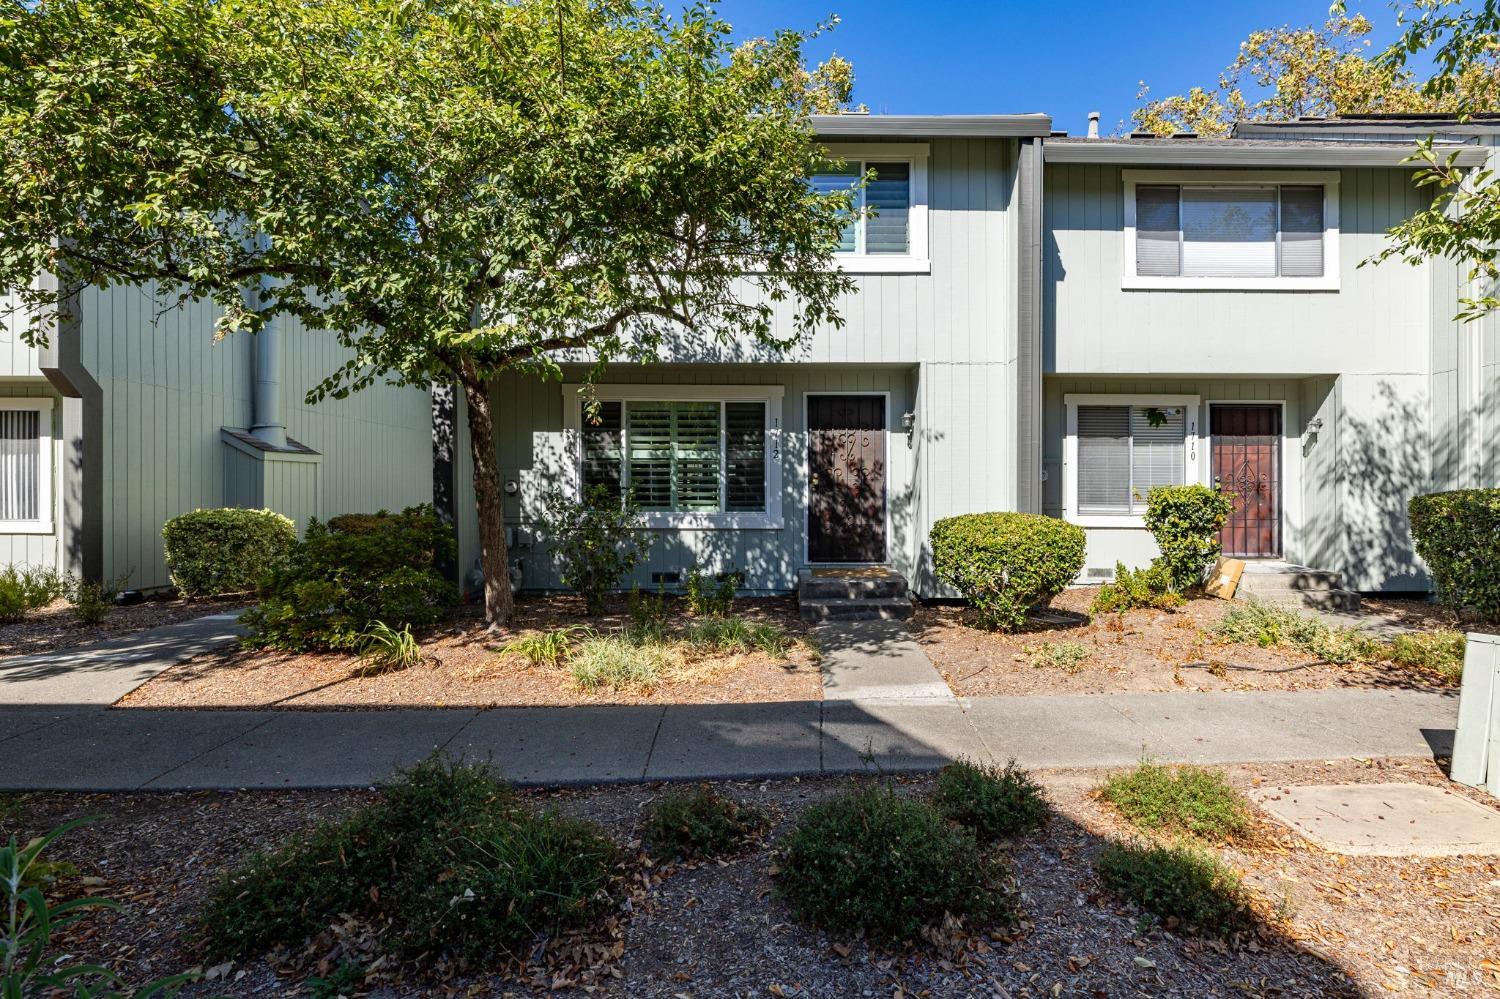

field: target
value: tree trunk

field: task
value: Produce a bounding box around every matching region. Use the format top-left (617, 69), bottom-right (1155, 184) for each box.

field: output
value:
top-left (458, 359), bottom-right (514, 626)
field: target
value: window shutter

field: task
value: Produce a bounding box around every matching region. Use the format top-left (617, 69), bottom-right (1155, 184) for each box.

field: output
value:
top-left (626, 402), bottom-right (675, 510)
top-left (725, 402), bottom-right (767, 512)
top-left (1135, 185), bottom-right (1181, 276)
top-left (1182, 187), bottom-right (1277, 277)
top-left (810, 162), bottom-right (862, 253)
top-left (0, 410), bottom-right (40, 521)
top-left (864, 162), bottom-right (910, 254)
top-left (1129, 406), bottom-right (1186, 510)
top-left (1077, 405), bottom-right (1131, 514)
top-left (671, 403), bottom-right (722, 512)
top-left (1279, 185), bottom-right (1324, 278)
top-left (581, 401), bottom-right (622, 502)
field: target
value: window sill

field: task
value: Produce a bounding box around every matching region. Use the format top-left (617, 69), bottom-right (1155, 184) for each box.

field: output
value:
top-left (1122, 275), bottom-right (1339, 292)
top-left (835, 256), bottom-right (931, 275)
top-left (0, 521), bottom-right (54, 535)
top-left (637, 512), bottom-right (783, 531)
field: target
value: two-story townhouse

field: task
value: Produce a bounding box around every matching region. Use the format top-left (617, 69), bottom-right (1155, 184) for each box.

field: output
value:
top-left (3, 111), bottom-right (1495, 606)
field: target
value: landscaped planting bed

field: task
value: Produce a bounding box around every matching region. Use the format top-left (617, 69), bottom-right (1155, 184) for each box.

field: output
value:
top-left (916, 586), bottom-right (1466, 698)
top-left (0, 597), bottom-right (246, 659)
top-left (117, 594), bottom-right (820, 709)
top-left (4, 756), bottom-right (1496, 997)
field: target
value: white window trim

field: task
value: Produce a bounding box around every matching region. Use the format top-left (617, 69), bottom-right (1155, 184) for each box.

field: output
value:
top-left (1063, 394), bottom-right (1204, 528)
top-left (1121, 170), bottom-right (1340, 291)
top-left (0, 398), bottom-right (53, 535)
top-left (561, 384), bottom-right (784, 530)
top-left (820, 143), bottom-right (930, 274)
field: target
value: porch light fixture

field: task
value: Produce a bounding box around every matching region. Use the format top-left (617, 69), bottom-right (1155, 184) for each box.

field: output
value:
top-left (901, 410), bottom-right (916, 448)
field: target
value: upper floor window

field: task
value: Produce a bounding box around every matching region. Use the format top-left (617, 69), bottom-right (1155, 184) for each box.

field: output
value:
top-left (1123, 171), bottom-right (1338, 290)
top-left (0, 399), bottom-right (52, 534)
top-left (811, 144), bottom-right (930, 274)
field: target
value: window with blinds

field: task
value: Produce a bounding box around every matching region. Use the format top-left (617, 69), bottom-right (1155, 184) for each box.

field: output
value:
top-left (0, 409), bottom-right (41, 522)
top-left (1135, 184), bottom-right (1325, 279)
top-left (1076, 405), bottom-right (1186, 515)
top-left (581, 399), bottom-right (768, 514)
top-left (809, 160), bottom-right (911, 255)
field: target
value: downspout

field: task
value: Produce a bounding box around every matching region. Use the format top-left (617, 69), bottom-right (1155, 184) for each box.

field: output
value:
top-left (247, 265), bottom-right (287, 448)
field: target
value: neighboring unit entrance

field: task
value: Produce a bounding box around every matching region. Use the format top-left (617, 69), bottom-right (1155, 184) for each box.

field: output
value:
top-left (807, 394), bottom-right (887, 563)
top-left (1211, 404), bottom-right (1283, 558)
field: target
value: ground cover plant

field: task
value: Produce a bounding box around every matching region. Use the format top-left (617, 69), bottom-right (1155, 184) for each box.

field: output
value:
top-left (202, 757), bottom-right (620, 970)
top-left (1095, 839), bottom-right (1253, 938)
top-left (1387, 630), bottom-right (1467, 684)
top-left (1098, 762), bottom-right (1253, 842)
top-left (641, 785), bottom-right (769, 861)
top-left (929, 512), bottom-right (1086, 631)
top-left (932, 759), bottom-right (1049, 842)
top-left (161, 507), bottom-right (296, 598)
top-left (774, 785), bottom-right (1018, 942)
top-left (1211, 601), bottom-right (1382, 665)
top-left (1024, 640), bottom-right (1090, 674)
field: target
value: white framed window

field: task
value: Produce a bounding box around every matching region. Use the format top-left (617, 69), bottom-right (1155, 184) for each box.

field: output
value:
top-left (562, 385), bottom-right (784, 530)
top-left (1063, 394), bottom-right (1203, 527)
top-left (0, 398), bottom-right (53, 534)
top-left (813, 143), bottom-right (930, 274)
top-left (1122, 170), bottom-right (1339, 290)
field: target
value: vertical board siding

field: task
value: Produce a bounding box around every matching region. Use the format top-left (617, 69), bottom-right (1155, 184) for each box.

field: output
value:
top-left (0, 289), bottom-right (42, 377)
top-left (81, 286), bottom-right (433, 588)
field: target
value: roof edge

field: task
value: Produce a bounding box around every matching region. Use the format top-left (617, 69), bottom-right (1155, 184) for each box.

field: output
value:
top-left (1044, 140), bottom-right (1488, 168)
top-left (812, 114), bottom-right (1052, 139)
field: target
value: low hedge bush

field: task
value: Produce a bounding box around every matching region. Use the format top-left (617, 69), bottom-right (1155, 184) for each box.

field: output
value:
top-left (203, 757), bottom-right (620, 968)
top-left (930, 512), bottom-right (1086, 631)
top-left (1090, 561), bottom-right (1184, 614)
top-left (1096, 840), bottom-right (1253, 937)
top-left (1143, 485), bottom-right (1235, 592)
top-left (932, 758), bottom-right (1049, 842)
top-left (162, 508), bottom-right (296, 597)
top-left (1409, 489), bottom-right (1500, 622)
top-left (0, 566), bottom-right (68, 623)
top-left (775, 786), bottom-right (1018, 942)
top-left (642, 785), bottom-right (770, 861)
top-left (241, 504), bottom-right (455, 651)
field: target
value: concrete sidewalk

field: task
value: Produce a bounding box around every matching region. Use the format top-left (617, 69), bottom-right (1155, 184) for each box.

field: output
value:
top-left (0, 687), bottom-right (1457, 791)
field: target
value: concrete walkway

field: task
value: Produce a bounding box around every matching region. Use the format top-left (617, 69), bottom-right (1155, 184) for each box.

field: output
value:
top-left (0, 613), bottom-right (1460, 791)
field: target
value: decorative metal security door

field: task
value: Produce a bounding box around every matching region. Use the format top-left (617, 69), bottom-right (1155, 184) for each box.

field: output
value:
top-left (1211, 404), bottom-right (1282, 558)
top-left (807, 395), bottom-right (886, 563)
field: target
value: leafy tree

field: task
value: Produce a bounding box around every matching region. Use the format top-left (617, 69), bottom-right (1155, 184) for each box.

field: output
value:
top-left (0, 0), bottom-right (858, 623)
top-left (1132, 12), bottom-right (1498, 136)
top-left (1361, 1), bottom-right (1500, 319)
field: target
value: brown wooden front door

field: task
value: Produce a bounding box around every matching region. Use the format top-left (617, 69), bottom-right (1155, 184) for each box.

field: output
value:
top-left (1212, 404), bottom-right (1282, 558)
top-left (807, 395), bottom-right (886, 563)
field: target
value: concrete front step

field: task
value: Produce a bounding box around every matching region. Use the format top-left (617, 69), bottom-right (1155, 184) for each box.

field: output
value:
top-left (1237, 587), bottom-right (1363, 613)
top-left (799, 576), bottom-right (910, 600)
top-left (800, 596), bottom-right (915, 622)
top-left (1238, 564), bottom-right (1343, 593)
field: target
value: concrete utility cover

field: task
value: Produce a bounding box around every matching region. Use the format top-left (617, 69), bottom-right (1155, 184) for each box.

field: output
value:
top-left (1253, 783), bottom-right (1500, 857)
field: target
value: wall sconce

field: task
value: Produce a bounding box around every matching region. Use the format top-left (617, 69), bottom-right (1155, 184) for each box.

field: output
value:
top-left (901, 411), bottom-right (916, 449)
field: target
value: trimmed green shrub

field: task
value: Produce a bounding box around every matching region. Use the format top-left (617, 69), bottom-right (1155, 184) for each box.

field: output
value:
top-left (202, 757), bottom-right (619, 968)
top-left (930, 512), bottom-right (1086, 631)
top-left (241, 505), bottom-right (455, 651)
top-left (162, 507), bottom-right (296, 597)
top-left (1143, 485), bottom-right (1235, 592)
top-left (538, 486), bottom-right (653, 614)
top-left (932, 758), bottom-right (1049, 842)
top-left (1409, 489), bottom-right (1500, 622)
top-left (1096, 840), bottom-right (1252, 938)
top-left (775, 786), bottom-right (1018, 942)
top-left (1098, 762), bottom-right (1252, 843)
top-left (642, 785), bottom-right (770, 861)
top-left (0, 566), bottom-right (68, 623)
top-left (1090, 561), bottom-right (1184, 614)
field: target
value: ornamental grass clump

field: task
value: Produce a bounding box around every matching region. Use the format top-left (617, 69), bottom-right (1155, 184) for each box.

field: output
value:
top-left (932, 758), bottom-right (1049, 842)
top-left (202, 756), bottom-right (620, 969)
top-left (568, 637), bottom-right (670, 691)
top-left (1098, 762), bottom-right (1253, 843)
top-left (775, 786), bottom-right (1018, 942)
top-left (930, 512), bottom-right (1086, 631)
top-left (1096, 840), bottom-right (1253, 938)
top-left (642, 785), bottom-right (770, 861)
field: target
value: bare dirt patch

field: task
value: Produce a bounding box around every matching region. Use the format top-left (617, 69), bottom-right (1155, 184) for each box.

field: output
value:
top-left (0, 597), bottom-right (246, 659)
top-left (4, 756), bottom-right (1495, 996)
top-left (117, 595), bottom-right (820, 709)
top-left (916, 587), bottom-right (1460, 698)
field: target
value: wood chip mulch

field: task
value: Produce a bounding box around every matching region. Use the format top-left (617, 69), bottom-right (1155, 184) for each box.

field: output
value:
top-left (4, 756), bottom-right (1497, 997)
top-left (117, 595), bottom-right (822, 710)
top-left (916, 587), bottom-right (1463, 698)
top-left (0, 597), bottom-right (246, 660)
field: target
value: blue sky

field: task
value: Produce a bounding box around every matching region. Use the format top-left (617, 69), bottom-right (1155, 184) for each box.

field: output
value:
top-left (714, 1), bottom-right (1416, 134)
